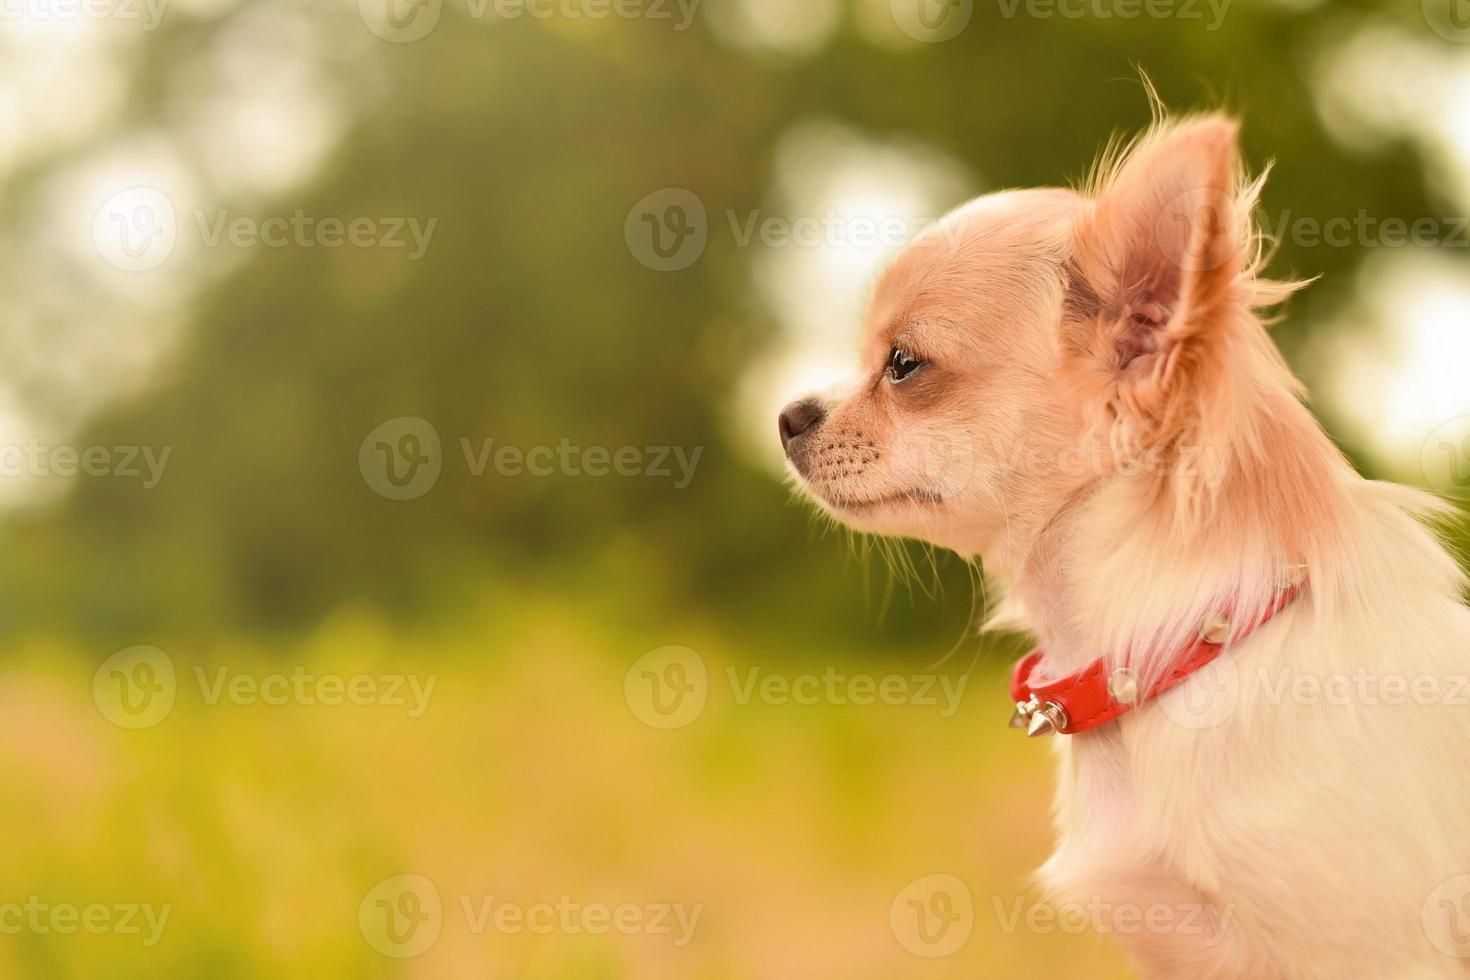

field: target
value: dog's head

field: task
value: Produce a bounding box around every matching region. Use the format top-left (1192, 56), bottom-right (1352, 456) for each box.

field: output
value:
top-left (780, 117), bottom-right (1291, 565)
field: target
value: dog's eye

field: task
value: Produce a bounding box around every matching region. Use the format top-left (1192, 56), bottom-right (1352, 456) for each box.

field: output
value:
top-left (886, 347), bottom-right (924, 384)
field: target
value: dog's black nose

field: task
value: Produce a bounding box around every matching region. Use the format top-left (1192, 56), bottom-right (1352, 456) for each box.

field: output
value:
top-left (779, 399), bottom-right (825, 452)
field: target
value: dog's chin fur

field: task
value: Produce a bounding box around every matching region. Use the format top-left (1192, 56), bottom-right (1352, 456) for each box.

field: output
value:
top-left (783, 109), bottom-right (1470, 979)
top-left (787, 470), bottom-right (946, 537)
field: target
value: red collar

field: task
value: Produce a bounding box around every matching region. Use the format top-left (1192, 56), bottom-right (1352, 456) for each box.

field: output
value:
top-left (1009, 572), bottom-right (1306, 736)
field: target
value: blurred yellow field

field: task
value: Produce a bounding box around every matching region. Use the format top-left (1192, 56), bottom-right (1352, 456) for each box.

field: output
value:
top-left (0, 602), bottom-right (1132, 978)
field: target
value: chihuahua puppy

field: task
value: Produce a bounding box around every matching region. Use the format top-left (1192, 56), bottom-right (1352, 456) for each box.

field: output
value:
top-left (780, 114), bottom-right (1470, 978)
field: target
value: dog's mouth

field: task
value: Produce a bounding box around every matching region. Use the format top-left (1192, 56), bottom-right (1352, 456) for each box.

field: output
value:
top-left (822, 488), bottom-right (943, 513)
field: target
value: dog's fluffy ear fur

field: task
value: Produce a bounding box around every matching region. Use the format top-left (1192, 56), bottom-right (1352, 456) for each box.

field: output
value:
top-left (1064, 116), bottom-right (1305, 526)
top-left (1067, 116), bottom-right (1246, 454)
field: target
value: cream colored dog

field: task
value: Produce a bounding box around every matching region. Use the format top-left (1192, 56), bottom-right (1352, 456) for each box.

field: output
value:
top-left (779, 113), bottom-right (1470, 978)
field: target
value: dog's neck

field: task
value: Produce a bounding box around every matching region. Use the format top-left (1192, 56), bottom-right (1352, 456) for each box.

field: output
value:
top-left (1000, 388), bottom-right (1350, 681)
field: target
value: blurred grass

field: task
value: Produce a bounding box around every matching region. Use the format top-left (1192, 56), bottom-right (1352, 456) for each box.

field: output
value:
top-left (0, 596), bottom-right (1132, 978)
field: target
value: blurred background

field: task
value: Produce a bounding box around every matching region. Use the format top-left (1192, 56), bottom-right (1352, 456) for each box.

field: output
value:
top-left (2, 0), bottom-right (1469, 975)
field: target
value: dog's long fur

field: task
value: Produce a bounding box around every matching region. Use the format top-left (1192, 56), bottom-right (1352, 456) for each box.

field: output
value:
top-left (780, 111), bottom-right (1470, 978)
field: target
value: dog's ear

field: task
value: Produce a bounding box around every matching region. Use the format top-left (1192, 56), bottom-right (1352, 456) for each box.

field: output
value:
top-left (1065, 116), bottom-right (1248, 454)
